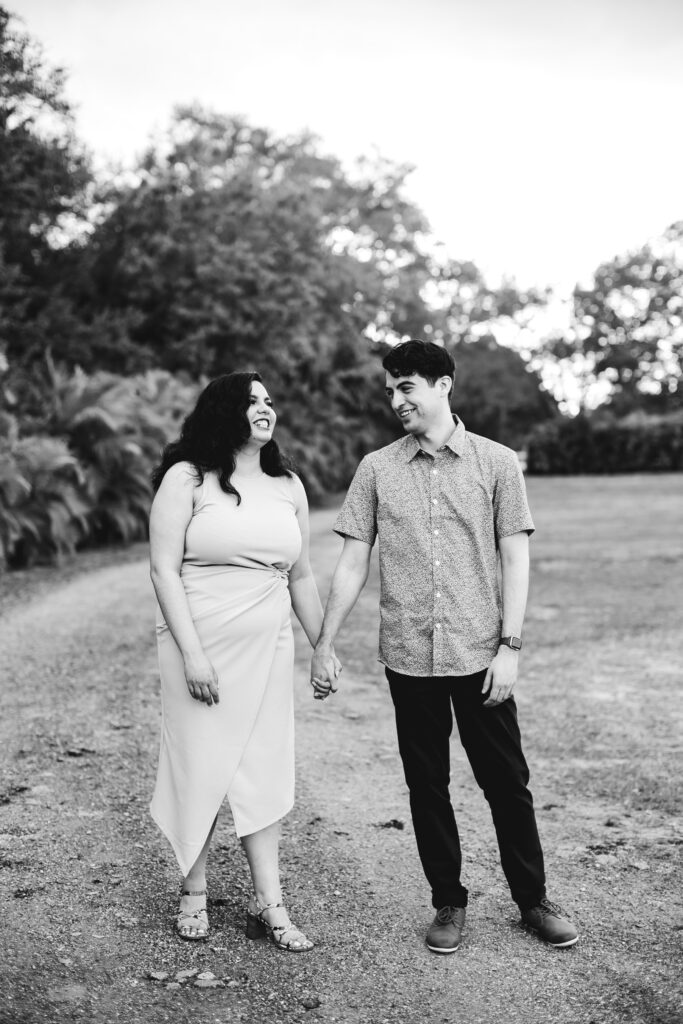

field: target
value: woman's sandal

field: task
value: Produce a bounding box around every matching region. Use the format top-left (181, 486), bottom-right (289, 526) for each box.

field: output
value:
top-left (245, 898), bottom-right (314, 952)
top-left (175, 888), bottom-right (209, 941)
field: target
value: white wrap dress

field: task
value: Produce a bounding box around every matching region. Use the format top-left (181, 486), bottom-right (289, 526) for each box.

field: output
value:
top-left (150, 468), bottom-right (302, 876)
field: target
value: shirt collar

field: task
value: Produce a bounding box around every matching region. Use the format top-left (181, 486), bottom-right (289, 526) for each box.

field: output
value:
top-left (404, 416), bottom-right (466, 461)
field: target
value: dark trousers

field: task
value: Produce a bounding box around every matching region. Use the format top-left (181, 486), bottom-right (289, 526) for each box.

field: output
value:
top-left (386, 667), bottom-right (546, 911)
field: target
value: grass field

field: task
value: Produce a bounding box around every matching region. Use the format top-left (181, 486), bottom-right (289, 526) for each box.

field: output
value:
top-left (522, 474), bottom-right (682, 816)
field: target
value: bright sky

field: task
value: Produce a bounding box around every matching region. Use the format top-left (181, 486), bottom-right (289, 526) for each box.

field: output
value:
top-left (11, 0), bottom-right (683, 292)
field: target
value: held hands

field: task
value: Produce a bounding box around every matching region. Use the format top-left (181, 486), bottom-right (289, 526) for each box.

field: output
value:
top-left (183, 652), bottom-right (220, 706)
top-left (310, 644), bottom-right (342, 701)
top-left (482, 647), bottom-right (518, 708)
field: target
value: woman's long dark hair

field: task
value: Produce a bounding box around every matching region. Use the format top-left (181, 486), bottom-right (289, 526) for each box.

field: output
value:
top-left (151, 371), bottom-right (294, 503)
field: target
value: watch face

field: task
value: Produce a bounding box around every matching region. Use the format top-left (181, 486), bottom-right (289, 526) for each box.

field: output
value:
top-left (501, 636), bottom-right (522, 650)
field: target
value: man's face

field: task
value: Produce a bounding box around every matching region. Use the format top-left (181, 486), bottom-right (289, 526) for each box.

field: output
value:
top-left (384, 371), bottom-right (450, 435)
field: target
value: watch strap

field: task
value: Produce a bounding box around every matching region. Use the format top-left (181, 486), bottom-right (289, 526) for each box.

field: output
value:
top-left (499, 635), bottom-right (522, 651)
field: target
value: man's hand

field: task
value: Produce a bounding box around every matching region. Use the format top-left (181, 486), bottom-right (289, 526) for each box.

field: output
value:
top-left (310, 644), bottom-right (342, 701)
top-left (482, 648), bottom-right (519, 707)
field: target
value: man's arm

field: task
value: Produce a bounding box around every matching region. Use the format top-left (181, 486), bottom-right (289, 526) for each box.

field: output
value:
top-left (310, 536), bottom-right (373, 697)
top-left (482, 530), bottom-right (530, 707)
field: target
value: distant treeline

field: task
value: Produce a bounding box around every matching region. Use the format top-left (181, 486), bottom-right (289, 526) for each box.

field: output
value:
top-left (1, 7), bottom-right (681, 566)
top-left (527, 413), bottom-right (683, 474)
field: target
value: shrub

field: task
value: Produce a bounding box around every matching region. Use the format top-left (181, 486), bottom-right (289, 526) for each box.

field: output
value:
top-left (0, 420), bottom-right (90, 567)
top-left (526, 412), bottom-right (683, 474)
top-left (0, 364), bottom-right (204, 565)
top-left (33, 363), bottom-right (202, 545)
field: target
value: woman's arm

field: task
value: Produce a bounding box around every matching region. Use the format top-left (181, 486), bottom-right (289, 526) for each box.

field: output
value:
top-left (287, 475), bottom-right (342, 697)
top-left (149, 463), bottom-right (219, 706)
top-left (287, 474), bottom-right (326, 648)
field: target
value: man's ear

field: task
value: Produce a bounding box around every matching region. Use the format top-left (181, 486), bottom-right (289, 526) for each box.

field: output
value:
top-left (439, 376), bottom-right (453, 398)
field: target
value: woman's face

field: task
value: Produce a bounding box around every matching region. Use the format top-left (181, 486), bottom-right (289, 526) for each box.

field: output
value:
top-left (245, 380), bottom-right (277, 447)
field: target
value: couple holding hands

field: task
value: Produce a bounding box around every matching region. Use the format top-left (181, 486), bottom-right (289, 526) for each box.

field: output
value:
top-left (148, 340), bottom-right (578, 956)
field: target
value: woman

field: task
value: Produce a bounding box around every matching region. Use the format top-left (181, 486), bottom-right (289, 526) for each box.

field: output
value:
top-left (149, 371), bottom-right (339, 951)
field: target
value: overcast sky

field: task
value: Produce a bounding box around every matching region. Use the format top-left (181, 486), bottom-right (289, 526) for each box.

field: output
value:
top-left (12, 0), bottom-right (683, 291)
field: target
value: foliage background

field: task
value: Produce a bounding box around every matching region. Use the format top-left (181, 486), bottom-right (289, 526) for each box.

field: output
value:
top-left (1, 7), bottom-right (681, 566)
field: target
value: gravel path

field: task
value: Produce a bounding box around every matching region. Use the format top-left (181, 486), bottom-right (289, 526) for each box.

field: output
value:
top-left (1, 507), bottom-right (681, 1024)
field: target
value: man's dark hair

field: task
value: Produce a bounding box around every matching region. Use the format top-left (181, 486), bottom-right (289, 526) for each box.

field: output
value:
top-left (151, 371), bottom-right (293, 502)
top-left (382, 339), bottom-right (455, 393)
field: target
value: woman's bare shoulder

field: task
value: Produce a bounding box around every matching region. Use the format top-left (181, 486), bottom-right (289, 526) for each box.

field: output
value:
top-left (158, 461), bottom-right (201, 491)
top-left (286, 472), bottom-right (308, 509)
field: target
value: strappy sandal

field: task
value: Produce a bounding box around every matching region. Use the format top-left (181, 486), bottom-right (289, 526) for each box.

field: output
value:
top-left (175, 888), bottom-right (209, 941)
top-left (245, 898), bottom-right (314, 952)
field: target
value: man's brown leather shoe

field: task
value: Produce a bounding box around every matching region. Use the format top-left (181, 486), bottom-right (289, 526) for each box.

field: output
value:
top-left (426, 905), bottom-right (466, 953)
top-left (521, 898), bottom-right (579, 948)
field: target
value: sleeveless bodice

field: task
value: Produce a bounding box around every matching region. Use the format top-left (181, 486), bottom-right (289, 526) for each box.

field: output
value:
top-left (183, 470), bottom-right (302, 573)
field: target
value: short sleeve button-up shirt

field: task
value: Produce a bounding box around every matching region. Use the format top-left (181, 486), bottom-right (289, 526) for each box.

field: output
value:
top-left (334, 418), bottom-right (534, 677)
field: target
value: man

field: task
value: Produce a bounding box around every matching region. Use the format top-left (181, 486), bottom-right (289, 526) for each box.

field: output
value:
top-left (310, 339), bottom-right (578, 953)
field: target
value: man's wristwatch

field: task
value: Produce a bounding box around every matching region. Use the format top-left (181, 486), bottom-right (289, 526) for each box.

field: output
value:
top-left (499, 636), bottom-right (522, 651)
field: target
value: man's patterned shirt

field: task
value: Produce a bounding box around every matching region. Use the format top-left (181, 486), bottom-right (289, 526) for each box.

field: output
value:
top-left (334, 418), bottom-right (534, 677)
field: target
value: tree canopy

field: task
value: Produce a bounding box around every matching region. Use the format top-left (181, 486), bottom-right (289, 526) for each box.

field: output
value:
top-left (451, 335), bottom-right (557, 450)
top-left (542, 222), bottom-right (683, 415)
top-left (75, 106), bottom-right (444, 377)
top-left (64, 104), bottom-right (555, 478)
top-left (0, 5), bottom-right (92, 392)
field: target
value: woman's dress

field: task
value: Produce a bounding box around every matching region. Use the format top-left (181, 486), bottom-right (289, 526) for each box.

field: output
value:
top-left (150, 468), bottom-right (302, 876)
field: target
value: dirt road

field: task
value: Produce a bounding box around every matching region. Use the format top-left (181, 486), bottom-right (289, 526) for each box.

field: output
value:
top-left (1, 497), bottom-right (682, 1024)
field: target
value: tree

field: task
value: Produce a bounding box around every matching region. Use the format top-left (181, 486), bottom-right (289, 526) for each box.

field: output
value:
top-left (75, 107), bottom-right (438, 374)
top-left (450, 336), bottom-right (558, 449)
top-left (0, 6), bottom-right (93, 396)
top-left (542, 222), bottom-right (683, 414)
top-left (69, 108), bottom-right (453, 492)
top-left (72, 108), bottom-right (551, 483)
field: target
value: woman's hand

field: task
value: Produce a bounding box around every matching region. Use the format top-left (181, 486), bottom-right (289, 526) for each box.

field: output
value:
top-left (183, 653), bottom-right (220, 706)
top-left (310, 646), bottom-right (342, 701)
